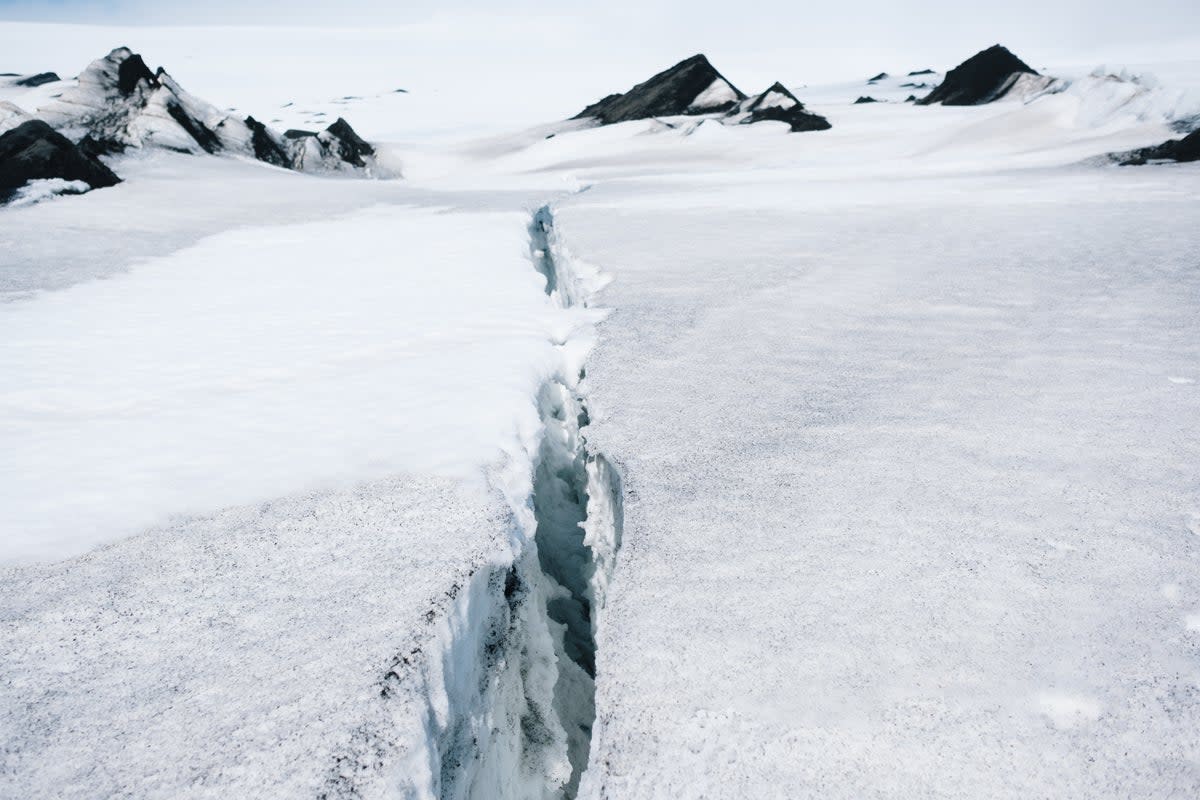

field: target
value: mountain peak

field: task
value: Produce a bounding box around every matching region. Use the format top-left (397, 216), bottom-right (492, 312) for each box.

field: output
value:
top-left (572, 54), bottom-right (746, 125)
top-left (917, 44), bottom-right (1038, 106)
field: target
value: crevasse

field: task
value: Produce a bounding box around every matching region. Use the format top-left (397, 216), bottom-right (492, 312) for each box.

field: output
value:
top-left (360, 205), bottom-right (621, 800)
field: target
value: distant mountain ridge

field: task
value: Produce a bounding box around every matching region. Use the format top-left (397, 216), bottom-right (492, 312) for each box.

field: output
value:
top-left (574, 54), bottom-right (830, 133)
top-left (0, 47), bottom-right (385, 204)
top-left (38, 48), bottom-right (380, 175)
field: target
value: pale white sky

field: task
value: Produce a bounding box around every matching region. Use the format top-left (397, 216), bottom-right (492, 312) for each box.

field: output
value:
top-left (2, 0), bottom-right (1197, 63)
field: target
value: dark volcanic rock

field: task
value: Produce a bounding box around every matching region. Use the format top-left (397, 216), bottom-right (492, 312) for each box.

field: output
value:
top-left (245, 116), bottom-right (290, 167)
top-left (737, 83), bottom-right (831, 133)
top-left (573, 54), bottom-right (746, 125)
top-left (323, 117), bottom-right (375, 167)
top-left (284, 129), bottom-right (318, 139)
top-left (0, 120), bottom-right (120, 201)
top-left (1112, 129), bottom-right (1200, 165)
top-left (14, 72), bottom-right (60, 87)
top-left (77, 134), bottom-right (125, 159)
top-left (164, 99), bottom-right (221, 154)
top-left (905, 95), bottom-right (918, 102)
top-left (867, 72), bottom-right (889, 83)
top-left (117, 53), bottom-right (155, 95)
top-left (854, 96), bottom-right (879, 104)
top-left (917, 44), bottom-right (1037, 106)
top-left (908, 68), bottom-right (935, 76)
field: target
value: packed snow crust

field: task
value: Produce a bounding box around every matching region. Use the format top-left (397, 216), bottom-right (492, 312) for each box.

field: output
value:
top-left (1, 475), bottom-right (517, 798)
top-left (566, 166), bottom-right (1200, 797)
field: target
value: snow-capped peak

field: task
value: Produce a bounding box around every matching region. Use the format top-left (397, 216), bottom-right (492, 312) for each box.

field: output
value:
top-left (34, 47), bottom-right (387, 177)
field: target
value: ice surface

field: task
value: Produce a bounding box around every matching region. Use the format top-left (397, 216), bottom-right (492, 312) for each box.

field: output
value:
top-left (563, 158), bottom-right (1200, 800)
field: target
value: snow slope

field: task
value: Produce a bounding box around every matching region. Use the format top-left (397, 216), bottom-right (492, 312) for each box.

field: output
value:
top-left (0, 204), bottom-right (573, 563)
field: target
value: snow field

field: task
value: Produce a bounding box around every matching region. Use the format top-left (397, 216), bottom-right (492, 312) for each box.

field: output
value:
top-left (0, 204), bottom-right (580, 563)
top-left (566, 163), bottom-right (1200, 797)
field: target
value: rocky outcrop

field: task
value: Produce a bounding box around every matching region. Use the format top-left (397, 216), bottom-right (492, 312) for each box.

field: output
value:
top-left (867, 72), bottom-right (889, 83)
top-left (917, 45), bottom-right (1038, 106)
top-left (322, 117), bottom-right (376, 168)
top-left (573, 54), bottom-right (746, 125)
top-left (1110, 129), bottom-right (1200, 165)
top-left (729, 82), bottom-right (832, 132)
top-left (855, 96), bottom-right (879, 104)
top-left (278, 118), bottom-right (377, 170)
top-left (0, 119), bottom-right (120, 202)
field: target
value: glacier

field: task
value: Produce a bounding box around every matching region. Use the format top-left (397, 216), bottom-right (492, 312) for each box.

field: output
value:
top-left (1, 18), bottom-right (1199, 800)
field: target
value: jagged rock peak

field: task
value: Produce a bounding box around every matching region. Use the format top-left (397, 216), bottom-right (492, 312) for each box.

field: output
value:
top-left (917, 44), bottom-right (1038, 106)
top-left (743, 82), bottom-right (801, 113)
top-left (0, 119), bottom-right (120, 203)
top-left (729, 82), bottom-right (832, 133)
top-left (324, 117), bottom-right (375, 167)
top-left (572, 53), bottom-right (747, 125)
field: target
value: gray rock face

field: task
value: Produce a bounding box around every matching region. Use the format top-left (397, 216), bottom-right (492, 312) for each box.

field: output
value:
top-left (573, 54), bottom-right (746, 125)
top-left (917, 45), bottom-right (1038, 106)
top-left (0, 119), bottom-right (120, 202)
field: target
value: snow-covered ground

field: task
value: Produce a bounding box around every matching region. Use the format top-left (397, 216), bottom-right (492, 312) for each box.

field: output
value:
top-left (564, 164), bottom-right (1200, 797)
top-left (2, 20), bottom-right (1200, 799)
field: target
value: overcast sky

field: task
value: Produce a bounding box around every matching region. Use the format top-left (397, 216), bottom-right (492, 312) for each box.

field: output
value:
top-left (2, 0), bottom-right (1198, 63)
